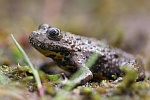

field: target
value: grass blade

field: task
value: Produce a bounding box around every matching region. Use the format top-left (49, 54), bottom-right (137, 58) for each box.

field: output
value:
top-left (11, 34), bottom-right (43, 96)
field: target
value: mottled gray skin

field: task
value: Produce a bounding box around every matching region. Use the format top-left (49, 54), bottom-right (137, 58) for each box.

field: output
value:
top-left (29, 24), bottom-right (145, 84)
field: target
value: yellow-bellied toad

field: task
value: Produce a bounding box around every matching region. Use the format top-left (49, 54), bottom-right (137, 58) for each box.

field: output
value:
top-left (29, 24), bottom-right (145, 84)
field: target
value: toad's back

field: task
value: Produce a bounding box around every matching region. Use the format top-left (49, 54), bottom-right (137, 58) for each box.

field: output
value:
top-left (29, 24), bottom-right (145, 83)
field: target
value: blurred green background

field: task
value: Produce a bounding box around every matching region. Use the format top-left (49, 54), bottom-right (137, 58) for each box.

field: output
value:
top-left (0, 0), bottom-right (150, 69)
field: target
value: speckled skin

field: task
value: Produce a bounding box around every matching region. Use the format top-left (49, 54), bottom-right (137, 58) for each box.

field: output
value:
top-left (29, 24), bottom-right (145, 84)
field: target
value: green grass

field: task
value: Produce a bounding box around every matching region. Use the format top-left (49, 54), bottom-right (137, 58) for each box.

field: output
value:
top-left (11, 34), bottom-right (44, 97)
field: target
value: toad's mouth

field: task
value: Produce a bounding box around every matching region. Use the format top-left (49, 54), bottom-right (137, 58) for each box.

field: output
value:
top-left (29, 30), bottom-right (76, 53)
top-left (29, 30), bottom-right (58, 48)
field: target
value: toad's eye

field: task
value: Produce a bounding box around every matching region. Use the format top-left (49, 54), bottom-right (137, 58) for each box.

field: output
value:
top-left (47, 28), bottom-right (60, 36)
top-left (38, 24), bottom-right (51, 30)
top-left (47, 27), bottom-right (62, 41)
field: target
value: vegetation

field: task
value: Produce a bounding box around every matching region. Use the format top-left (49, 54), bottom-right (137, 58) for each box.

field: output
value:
top-left (0, 35), bottom-right (148, 100)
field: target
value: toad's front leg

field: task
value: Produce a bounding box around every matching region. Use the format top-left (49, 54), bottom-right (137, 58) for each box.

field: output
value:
top-left (71, 64), bottom-right (93, 85)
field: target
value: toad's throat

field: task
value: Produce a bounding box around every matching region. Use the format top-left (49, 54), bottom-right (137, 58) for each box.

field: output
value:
top-left (36, 47), bottom-right (65, 61)
top-left (36, 47), bottom-right (77, 72)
